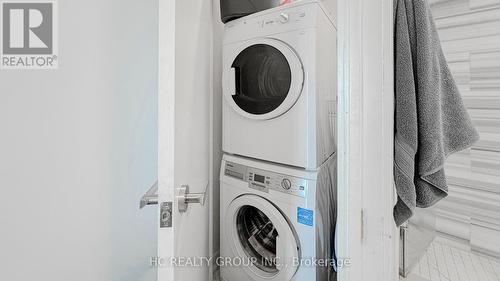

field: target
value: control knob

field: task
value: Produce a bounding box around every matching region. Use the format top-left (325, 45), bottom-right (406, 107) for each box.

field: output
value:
top-left (281, 178), bottom-right (292, 190)
top-left (279, 13), bottom-right (289, 23)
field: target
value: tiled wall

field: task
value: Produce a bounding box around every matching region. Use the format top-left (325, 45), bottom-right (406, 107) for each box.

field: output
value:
top-left (429, 0), bottom-right (500, 258)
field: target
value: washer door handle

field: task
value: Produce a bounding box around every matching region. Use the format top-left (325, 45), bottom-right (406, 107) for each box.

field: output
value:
top-left (177, 182), bottom-right (208, 213)
top-left (276, 235), bottom-right (283, 272)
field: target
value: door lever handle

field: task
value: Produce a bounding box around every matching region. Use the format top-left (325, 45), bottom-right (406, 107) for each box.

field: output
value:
top-left (140, 181), bottom-right (158, 209)
top-left (177, 182), bottom-right (208, 213)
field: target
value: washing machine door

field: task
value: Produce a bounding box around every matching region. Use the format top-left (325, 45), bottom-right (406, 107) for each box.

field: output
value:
top-left (225, 194), bottom-right (300, 281)
top-left (223, 38), bottom-right (304, 120)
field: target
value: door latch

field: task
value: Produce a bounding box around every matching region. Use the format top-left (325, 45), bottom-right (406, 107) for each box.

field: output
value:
top-left (160, 202), bottom-right (173, 228)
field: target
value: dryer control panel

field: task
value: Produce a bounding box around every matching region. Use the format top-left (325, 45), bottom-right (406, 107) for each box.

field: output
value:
top-left (224, 161), bottom-right (307, 197)
top-left (223, 2), bottom-right (325, 45)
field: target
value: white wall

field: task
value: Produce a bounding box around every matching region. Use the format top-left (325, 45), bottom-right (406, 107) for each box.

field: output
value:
top-left (429, 0), bottom-right (500, 258)
top-left (0, 1), bottom-right (158, 280)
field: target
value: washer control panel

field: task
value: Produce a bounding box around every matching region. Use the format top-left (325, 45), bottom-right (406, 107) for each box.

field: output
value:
top-left (224, 161), bottom-right (307, 198)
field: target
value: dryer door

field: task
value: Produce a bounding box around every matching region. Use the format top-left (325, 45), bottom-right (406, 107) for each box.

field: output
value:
top-left (225, 194), bottom-right (300, 281)
top-left (223, 38), bottom-right (304, 120)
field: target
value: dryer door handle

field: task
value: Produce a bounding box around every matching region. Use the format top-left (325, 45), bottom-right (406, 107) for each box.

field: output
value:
top-left (229, 67), bottom-right (236, 96)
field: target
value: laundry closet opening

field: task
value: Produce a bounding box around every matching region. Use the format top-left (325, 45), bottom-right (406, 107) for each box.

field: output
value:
top-left (211, 1), bottom-right (340, 281)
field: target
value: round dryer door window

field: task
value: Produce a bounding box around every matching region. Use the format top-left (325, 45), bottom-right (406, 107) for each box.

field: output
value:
top-left (223, 38), bottom-right (304, 120)
top-left (225, 195), bottom-right (300, 281)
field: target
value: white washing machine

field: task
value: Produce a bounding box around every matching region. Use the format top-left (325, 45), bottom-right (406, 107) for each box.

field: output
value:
top-left (220, 154), bottom-right (337, 281)
top-left (222, 1), bottom-right (337, 169)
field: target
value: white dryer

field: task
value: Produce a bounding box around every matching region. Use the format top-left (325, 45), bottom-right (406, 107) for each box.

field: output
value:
top-left (222, 1), bottom-right (337, 169)
top-left (220, 154), bottom-right (337, 281)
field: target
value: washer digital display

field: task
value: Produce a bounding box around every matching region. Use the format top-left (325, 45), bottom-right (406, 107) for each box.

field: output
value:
top-left (254, 174), bottom-right (265, 183)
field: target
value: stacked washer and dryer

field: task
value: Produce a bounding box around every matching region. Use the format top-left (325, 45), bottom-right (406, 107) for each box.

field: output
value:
top-left (220, 1), bottom-right (338, 281)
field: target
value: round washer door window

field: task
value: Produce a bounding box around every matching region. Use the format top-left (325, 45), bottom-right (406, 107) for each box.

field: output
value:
top-left (236, 205), bottom-right (279, 273)
top-left (223, 38), bottom-right (304, 120)
top-left (225, 195), bottom-right (300, 281)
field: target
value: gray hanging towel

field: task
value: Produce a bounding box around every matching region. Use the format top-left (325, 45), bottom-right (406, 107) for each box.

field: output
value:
top-left (393, 0), bottom-right (479, 226)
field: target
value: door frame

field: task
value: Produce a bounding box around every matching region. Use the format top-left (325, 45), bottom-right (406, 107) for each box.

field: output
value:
top-left (158, 0), bottom-right (213, 280)
top-left (336, 0), bottom-right (398, 281)
top-left (159, 0), bottom-right (398, 280)
top-left (157, 0), bottom-right (176, 277)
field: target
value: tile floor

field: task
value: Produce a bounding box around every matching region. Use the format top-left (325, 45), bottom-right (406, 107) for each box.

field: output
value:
top-left (402, 235), bottom-right (500, 281)
top-left (217, 235), bottom-right (500, 281)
